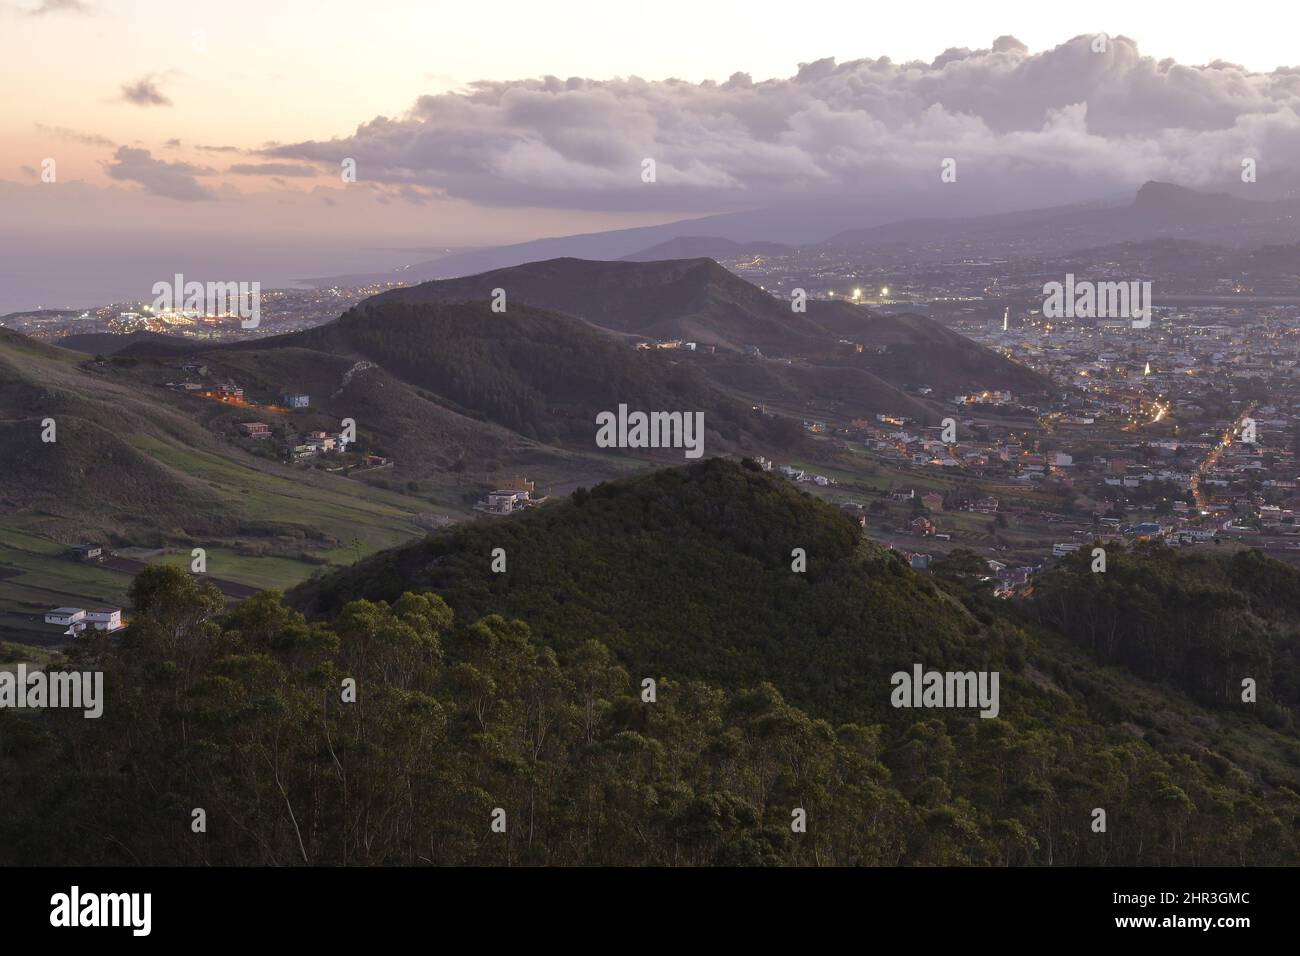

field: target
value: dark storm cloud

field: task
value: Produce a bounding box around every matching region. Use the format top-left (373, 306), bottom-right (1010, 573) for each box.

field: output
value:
top-left (266, 34), bottom-right (1300, 212)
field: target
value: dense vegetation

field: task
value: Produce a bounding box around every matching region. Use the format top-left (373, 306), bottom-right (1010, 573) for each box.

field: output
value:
top-left (2, 460), bottom-right (1297, 865)
top-left (1030, 543), bottom-right (1300, 727)
top-left (294, 457), bottom-right (998, 715)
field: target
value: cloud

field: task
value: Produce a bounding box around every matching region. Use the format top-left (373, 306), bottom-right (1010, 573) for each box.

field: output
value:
top-left (227, 162), bottom-right (317, 177)
top-left (103, 147), bottom-right (216, 200)
top-left (118, 75), bottom-right (172, 107)
top-left (34, 122), bottom-right (115, 147)
top-left (266, 34), bottom-right (1300, 213)
top-left (26, 0), bottom-right (94, 15)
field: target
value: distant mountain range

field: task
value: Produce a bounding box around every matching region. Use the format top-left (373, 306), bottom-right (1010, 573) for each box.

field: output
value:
top-left (619, 236), bottom-right (794, 262)
top-left (301, 196), bottom-right (981, 287)
top-left (825, 181), bottom-right (1300, 259)
top-left (1026, 237), bottom-right (1300, 297)
top-left (307, 182), bottom-right (1299, 288)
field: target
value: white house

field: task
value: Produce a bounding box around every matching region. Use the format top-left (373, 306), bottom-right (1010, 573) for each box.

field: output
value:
top-left (84, 607), bottom-right (123, 631)
top-left (45, 607), bottom-right (88, 636)
top-left (45, 607), bottom-right (85, 627)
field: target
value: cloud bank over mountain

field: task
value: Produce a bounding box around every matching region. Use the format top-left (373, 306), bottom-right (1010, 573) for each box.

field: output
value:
top-left (266, 34), bottom-right (1300, 212)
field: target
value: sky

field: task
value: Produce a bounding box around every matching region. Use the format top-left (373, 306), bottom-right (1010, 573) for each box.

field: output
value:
top-left (3, 0), bottom-right (1299, 309)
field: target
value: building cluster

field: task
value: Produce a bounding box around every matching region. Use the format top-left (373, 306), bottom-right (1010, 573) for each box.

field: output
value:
top-left (635, 339), bottom-right (714, 353)
top-left (288, 429), bottom-right (351, 460)
top-left (753, 457), bottom-right (837, 488)
top-left (44, 606), bottom-right (124, 636)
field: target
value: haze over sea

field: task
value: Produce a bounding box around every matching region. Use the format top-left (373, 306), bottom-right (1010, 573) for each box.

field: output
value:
top-left (0, 237), bottom-right (432, 314)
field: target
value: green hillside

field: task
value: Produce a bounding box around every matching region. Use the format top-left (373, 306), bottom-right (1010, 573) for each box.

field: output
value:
top-left (279, 299), bottom-right (806, 452)
top-left (0, 330), bottom-right (447, 629)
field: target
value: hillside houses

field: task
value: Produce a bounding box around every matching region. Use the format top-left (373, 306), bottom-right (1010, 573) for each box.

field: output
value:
top-left (213, 384), bottom-right (244, 401)
top-left (776, 464), bottom-right (834, 486)
top-left (44, 606), bottom-right (123, 636)
top-left (290, 429), bottom-right (351, 461)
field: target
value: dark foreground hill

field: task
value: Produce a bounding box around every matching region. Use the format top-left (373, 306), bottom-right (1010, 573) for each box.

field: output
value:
top-left (4, 459), bottom-right (1289, 866)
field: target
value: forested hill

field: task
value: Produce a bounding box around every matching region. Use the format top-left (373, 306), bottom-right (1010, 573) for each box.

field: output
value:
top-left (291, 457), bottom-right (994, 716)
top-left (1029, 543), bottom-right (1300, 727)
top-left (292, 457), bottom-right (1298, 733)
top-left (2, 459), bottom-right (1297, 866)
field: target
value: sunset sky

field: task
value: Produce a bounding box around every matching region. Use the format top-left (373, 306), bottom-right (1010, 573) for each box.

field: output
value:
top-left (3, 0), bottom-right (1299, 308)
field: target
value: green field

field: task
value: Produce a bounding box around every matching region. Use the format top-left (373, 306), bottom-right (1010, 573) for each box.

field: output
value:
top-left (0, 528), bottom-right (133, 642)
top-left (146, 547), bottom-right (328, 592)
top-left (0, 427), bottom-right (641, 642)
top-left (130, 434), bottom-right (440, 551)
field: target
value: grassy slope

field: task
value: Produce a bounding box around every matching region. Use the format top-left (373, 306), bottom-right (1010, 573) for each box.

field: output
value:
top-left (0, 332), bottom-right (458, 631)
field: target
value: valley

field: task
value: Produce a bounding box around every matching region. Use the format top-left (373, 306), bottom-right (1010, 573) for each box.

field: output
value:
top-left (0, 256), bottom-right (1043, 650)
